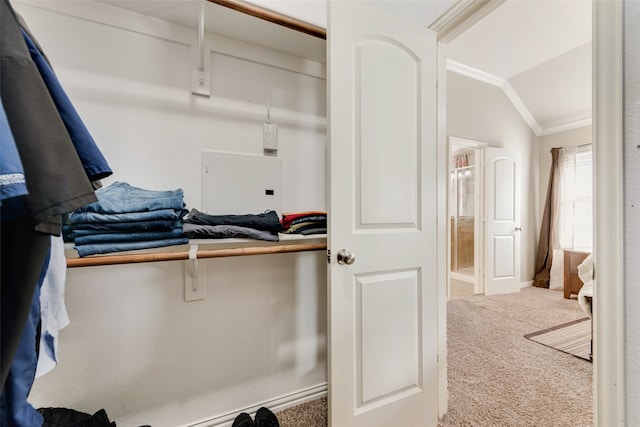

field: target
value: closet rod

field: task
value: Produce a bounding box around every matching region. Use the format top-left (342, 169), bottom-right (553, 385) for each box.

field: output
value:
top-left (66, 243), bottom-right (327, 268)
top-left (207, 0), bottom-right (326, 40)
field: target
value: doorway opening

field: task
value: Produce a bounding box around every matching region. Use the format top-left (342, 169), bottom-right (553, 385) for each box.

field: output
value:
top-left (448, 137), bottom-right (486, 298)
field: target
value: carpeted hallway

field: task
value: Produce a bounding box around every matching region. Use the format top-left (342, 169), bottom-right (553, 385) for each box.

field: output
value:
top-left (276, 286), bottom-right (593, 426)
top-left (441, 286), bottom-right (592, 426)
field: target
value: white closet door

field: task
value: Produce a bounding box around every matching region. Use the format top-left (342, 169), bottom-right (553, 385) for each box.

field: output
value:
top-left (327, 1), bottom-right (439, 426)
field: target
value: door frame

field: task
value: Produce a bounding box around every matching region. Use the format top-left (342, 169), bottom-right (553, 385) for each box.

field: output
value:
top-left (435, 1), bottom-right (625, 425)
top-left (447, 136), bottom-right (487, 296)
top-left (592, 0), bottom-right (625, 425)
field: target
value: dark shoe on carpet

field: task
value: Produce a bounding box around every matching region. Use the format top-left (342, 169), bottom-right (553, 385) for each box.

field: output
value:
top-left (254, 407), bottom-right (279, 427)
top-left (232, 412), bottom-right (254, 427)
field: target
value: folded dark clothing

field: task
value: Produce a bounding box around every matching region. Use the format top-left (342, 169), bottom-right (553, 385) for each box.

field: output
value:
top-left (284, 221), bottom-right (323, 234)
top-left (287, 215), bottom-right (326, 228)
top-left (183, 223), bottom-right (279, 242)
top-left (285, 223), bottom-right (327, 235)
top-left (299, 227), bottom-right (327, 235)
top-left (281, 211), bottom-right (326, 229)
top-left (184, 209), bottom-right (282, 233)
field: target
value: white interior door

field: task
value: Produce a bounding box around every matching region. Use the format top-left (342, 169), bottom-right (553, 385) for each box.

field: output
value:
top-left (327, 2), bottom-right (439, 426)
top-left (484, 147), bottom-right (521, 295)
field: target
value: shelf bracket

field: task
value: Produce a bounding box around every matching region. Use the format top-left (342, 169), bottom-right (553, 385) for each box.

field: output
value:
top-left (184, 244), bottom-right (206, 301)
top-left (191, 0), bottom-right (210, 96)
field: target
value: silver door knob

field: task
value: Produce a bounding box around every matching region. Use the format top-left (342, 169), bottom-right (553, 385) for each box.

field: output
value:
top-left (337, 249), bottom-right (356, 265)
top-left (515, 226), bottom-right (522, 231)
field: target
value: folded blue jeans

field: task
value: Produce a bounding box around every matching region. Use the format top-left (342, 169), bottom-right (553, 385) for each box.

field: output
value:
top-left (73, 182), bottom-right (184, 214)
top-left (74, 237), bottom-right (189, 257)
top-left (69, 208), bottom-right (181, 224)
top-left (64, 219), bottom-right (178, 240)
top-left (74, 227), bottom-right (185, 245)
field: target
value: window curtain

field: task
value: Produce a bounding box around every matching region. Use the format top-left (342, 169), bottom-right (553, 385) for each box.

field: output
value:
top-left (547, 147), bottom-right (579, 289)
top-left (534, 146), bottom-right (593, 288)
top-left (533, 148), bottom-right (560, 288)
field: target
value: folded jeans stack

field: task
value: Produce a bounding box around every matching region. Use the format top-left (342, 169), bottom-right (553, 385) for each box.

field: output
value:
top-left (281, 211), bottom-right (327, 235)
top-left (63, 182), bottom-right (189, 257)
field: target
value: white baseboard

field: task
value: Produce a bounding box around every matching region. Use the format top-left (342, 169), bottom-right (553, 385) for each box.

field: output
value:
top-left (521, 280), bottom-right (534, 288)
top-left (186, 383), bottom-right (328, 427)
top-left (450, 271), bottom-right (474, 283)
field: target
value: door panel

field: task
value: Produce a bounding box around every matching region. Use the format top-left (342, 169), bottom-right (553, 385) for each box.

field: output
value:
top-left (485, 148), bottom-right (521, 295)
top-left (357, 39), bottom-right (419, 226)
top-left (493, 158), bottom-right (516, 221)
top-left (358, 269), bottom-right (420, 406)
top-left (328, 1), bottom-right (438, 426)
top-left (493, 235), bottom-right (515, 278)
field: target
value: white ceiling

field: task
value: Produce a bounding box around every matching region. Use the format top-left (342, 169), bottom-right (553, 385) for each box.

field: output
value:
top-left (443, 0), bottom-right (593, 135)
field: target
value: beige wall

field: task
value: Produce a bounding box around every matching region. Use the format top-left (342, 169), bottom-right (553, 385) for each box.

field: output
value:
top-left (447, 71), bottom-right (537, 284)
top-left (625, 2), bottom-right (640, 423)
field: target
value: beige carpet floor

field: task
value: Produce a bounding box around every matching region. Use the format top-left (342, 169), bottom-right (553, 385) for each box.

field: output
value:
top-left (450, 278), bottom-right (475, 297)
top-left (275, 287), bottom-right (593, 427)
top-left (441, 286), bottom-right (592, 427)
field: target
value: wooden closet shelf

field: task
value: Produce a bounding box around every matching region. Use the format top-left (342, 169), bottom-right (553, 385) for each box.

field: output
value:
top-left (66, 242), bottom-right (327, 268)
top-left (208, 0), bottom-right (326, 39)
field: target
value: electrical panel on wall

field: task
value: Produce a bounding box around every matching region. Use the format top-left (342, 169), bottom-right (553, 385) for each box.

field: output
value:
top-left (201, 151), bottom-right (282, 215)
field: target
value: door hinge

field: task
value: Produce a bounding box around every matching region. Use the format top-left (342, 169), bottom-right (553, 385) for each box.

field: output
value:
top-left (327, 249), bottom-right (331, 264)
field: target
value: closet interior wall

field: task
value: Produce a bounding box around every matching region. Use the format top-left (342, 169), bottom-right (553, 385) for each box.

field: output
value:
top-left (15, 1), bottom-right (328, 426)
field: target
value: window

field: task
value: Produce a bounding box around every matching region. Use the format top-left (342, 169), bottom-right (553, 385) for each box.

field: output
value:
top-left (556, 145), bottom-right (593, 252)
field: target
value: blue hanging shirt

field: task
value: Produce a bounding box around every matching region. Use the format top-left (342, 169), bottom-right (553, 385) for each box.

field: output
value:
top-left (0, 100), bottom-right (28, 202)
top-left (20, 28), bottom-right (112, 182)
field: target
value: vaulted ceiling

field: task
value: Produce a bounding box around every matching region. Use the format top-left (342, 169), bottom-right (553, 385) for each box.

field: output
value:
top-left (443, 0), bottom-right (592, 136)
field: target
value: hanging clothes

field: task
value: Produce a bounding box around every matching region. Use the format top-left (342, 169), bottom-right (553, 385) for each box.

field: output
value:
top-left (1, 0), bottom-right (112, 424)
top-left (0, 251), bottom-right (50, 427)
top-left (20, 27), bottom-right (112, 183)
top-left (0, 0), bottom-right (98, 234)
top-left (36, 236), bottom-right (70, 378)
top-left (0, 101), bottom-right (28, 203)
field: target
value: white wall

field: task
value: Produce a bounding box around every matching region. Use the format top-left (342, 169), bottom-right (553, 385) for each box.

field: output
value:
top-left (624, 2), bottom-right (640, 424)
top-left (15, 2), bottom-right (328, 426)
top-left (446, 71), bottom-right (537, 284)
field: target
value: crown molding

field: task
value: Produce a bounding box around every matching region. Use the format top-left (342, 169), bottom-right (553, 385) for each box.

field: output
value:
top-left (446, 59), bottom-right (591, 136)
top-left (500, 79), bottom-right (542, 134)
top-left (431, 0), bottom-right (506, 43)
top-left (538, 118), bottom-right (592, 136)
top-left (446, 60), bottom-right (504, 86)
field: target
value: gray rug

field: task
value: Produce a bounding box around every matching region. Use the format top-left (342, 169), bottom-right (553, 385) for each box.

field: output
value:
top-left (276, 287), bottom-right (593, 427)
top-left (525, 317), bottom-right (592, 361)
